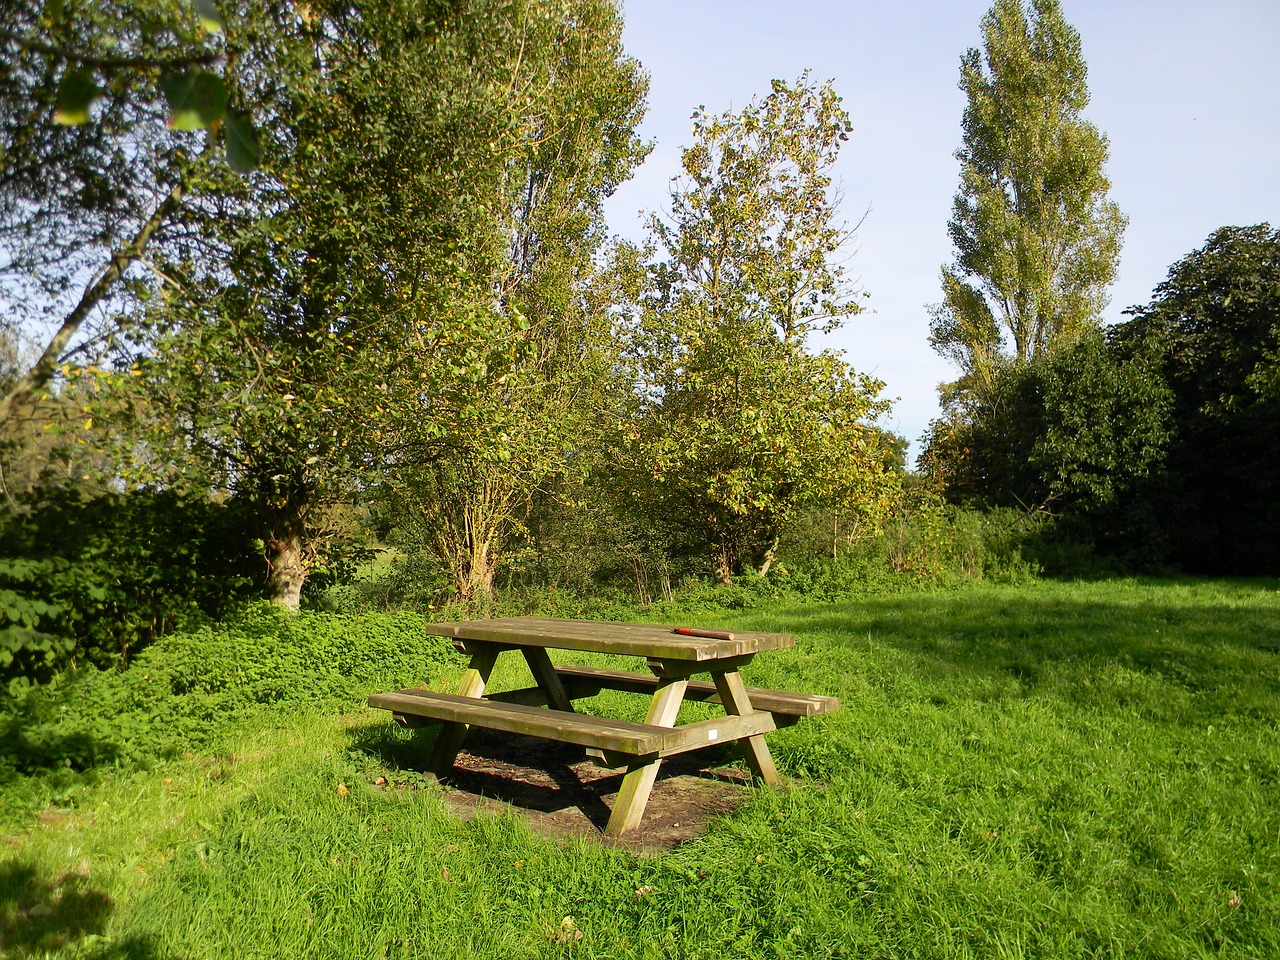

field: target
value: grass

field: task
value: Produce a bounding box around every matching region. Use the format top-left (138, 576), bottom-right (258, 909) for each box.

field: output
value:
top-left (2, 577), bottom-right (1278, 958)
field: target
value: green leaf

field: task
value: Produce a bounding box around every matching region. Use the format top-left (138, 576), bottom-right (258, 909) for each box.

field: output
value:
top-left (193, 0), bottom-right (224, 32)
top-left (44, 0), bottom-right (65, 23)
top-left (54, 68), bottom-right (99, 125)
top-left (160, 71), bottom-right (227, 131)
top-left (225, 111), bottom-right (261, 171)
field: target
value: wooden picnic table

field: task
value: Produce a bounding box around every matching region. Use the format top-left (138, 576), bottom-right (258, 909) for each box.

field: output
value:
top-left (367, 616), bottom-right (839, 836)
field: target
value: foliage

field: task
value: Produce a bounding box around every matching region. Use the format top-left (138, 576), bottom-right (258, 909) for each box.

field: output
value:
top-left (0, 488), bottom-right (259, 687)
top-left (924, 224), bottom-right (1280, 576)
top-left (921, 328), bottom-right (1172, 516)
top-left (879, 499), bottom-right (1041, 584)
top-left (930, 0), bottom-right (1125, 395)
top-left (0, 359), bottom-right (109, 506)
top-left (0, 0), bottom-right (186, 326)
top-left (0, 0), bottom-right (263, 434)
top-left (1, 0), bottom-right (254, 159)
top-left (369, 489), bottom-right (1039, 618)
top-left (115, 0), bottom-right (647, 608)
top-left (0, 604), bottom-right (451, 794)
top-left (111, 0), bottom-right (500, 607)
top-left (1106, 223), bottom-right (1280, 573)
top-left (624, 74), bottom-right (897, 582)
top-left (375, 10), bottom-right (650, 601)
top-left (1117, 224), bottom-right (1280, 420)
top-left (526, 468), bottom-right (704, 604)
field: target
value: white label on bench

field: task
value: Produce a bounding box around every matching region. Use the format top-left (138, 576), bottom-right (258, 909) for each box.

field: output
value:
top-left (708, 728), bottom-right (719, 740)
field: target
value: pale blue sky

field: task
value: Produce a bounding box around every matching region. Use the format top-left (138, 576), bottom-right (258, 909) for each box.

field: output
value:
top-left (605, 0), bottom-right (1280, 457)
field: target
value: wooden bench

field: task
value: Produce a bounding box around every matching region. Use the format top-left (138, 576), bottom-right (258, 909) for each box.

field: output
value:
top-left (367, 687), bottom-right (777, 760)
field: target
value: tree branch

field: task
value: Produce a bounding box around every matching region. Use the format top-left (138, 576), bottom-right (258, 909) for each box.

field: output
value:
top-left (0, 28), bottom-right (221, 71)
top-left (0, 181), bottom-right (184, 429)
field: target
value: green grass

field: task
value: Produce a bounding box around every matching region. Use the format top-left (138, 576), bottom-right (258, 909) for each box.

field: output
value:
top-left (2, 578), bottom-right (1278, 958)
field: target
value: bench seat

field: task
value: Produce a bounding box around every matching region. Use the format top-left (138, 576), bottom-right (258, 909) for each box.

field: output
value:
top-left (552, 664), bottom-right (840, 725)
top-left (367, 688), bottom-right (777, 760)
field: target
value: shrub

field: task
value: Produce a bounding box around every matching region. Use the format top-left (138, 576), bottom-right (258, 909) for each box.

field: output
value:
top-left (0, 605), bottom-right (452, 785)
top-left (879, 500), bottom-right (1041, 585)
top-left (0, 488), bottom-right (260, 688)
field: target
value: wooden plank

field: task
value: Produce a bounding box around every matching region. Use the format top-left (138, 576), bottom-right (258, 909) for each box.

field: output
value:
top-left (656, 712), bottom-right (777, 758)
top-left (605, 677), bottom-right (688, 837)
top-left (453, 639), bottom-right (517, 656)
top-left (484, 682), bottom-right (603, 707)
top-left (713, 669), bottom-right (781, 787)
top-left (369, 690), bottom-right (671, 755)
top-left (393, 694), bottom-right (775, 761)
top-left (556, 664), bottom-right (841, 717)
top-left (425, 617), bottom-right (795, 661)
top-left (646, 654), bottom-right (756, 678)
top-left (584, 748), bottom-right (632, 770)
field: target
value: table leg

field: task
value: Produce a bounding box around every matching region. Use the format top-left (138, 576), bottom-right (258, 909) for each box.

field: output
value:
top-left (428, 645), bottom-right (500, 776)
top-left (605, 676), bottom-right (688, 836)
top-left (712, 669), bottom-right (781, 787)
top-left (521, 647), bottom-right (575, 712)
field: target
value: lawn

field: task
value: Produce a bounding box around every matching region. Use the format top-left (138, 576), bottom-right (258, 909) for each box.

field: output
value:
top-left (2, 578), bottom-right (1278, 959)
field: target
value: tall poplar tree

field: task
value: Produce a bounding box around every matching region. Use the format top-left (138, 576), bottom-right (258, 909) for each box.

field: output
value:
top-left (930, 0), bottom-right (1125, 396)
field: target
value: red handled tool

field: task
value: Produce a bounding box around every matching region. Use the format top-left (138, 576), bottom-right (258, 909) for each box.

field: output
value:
top-left (671, 627), bottom-right (736, 641)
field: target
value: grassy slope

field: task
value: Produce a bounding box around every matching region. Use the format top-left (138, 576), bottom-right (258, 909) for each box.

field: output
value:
top-left (2, 578), bottom-right (1278, 959)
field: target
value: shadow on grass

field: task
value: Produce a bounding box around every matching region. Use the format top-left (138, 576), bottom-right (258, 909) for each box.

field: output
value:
top-left (345, 718), bottom-right (422, 770)
top-left (346, 720), bottom-right (747, 835)
top-left (778, 581), bottom-right (1280, 712)
top-left (0, 859), bottom-right (171, 959)
top-left (0, 704), bottom-right (121, 786)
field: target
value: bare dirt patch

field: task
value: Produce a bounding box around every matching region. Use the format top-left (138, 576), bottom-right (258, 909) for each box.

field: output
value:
top-left (432, 731), bottom-right (758, 854)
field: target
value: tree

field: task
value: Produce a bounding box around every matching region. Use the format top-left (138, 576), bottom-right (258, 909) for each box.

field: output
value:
top-left (374, 0), bottom-right (649, 603)
top-left (0, 0), bottom-right (257, 430)
top-left (625, 74), bottom-right (896, 582)
top-left (1109, 224), bottom-right (1280, 573)
top-left (924, 225), bottom-right (1280, 574)
top-left (920, 329), bottom-right (1171, 515)
top-left (929, 0), bottom-right (1125, 396)
top-left (113, 0), bottom-right (646, 607)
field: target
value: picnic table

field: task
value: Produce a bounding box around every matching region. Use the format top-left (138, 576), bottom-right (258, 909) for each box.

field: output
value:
top-left (367, 616), bottom-right (839, 836)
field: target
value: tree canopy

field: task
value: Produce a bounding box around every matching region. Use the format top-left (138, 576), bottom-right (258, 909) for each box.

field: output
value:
top-left (0, 0), bottom-right (263, 429)
top-left (623, 75), bottom-right (896, 582)
top-left (107, 0), bottom-right (649, 606)
top-left (1107, 223), bottom-right (1280, 573)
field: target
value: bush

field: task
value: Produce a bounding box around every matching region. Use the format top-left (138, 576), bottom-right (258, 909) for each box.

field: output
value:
top-left (878, 499), bottom-right (1040, 585)
top-left (0, 488), bottom-right (260, 688)
top-left (0, 604), bottom-right (452, 785)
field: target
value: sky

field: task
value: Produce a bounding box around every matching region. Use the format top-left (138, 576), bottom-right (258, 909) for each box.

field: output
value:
top-left (603, 0), bottom-right (1280, 458)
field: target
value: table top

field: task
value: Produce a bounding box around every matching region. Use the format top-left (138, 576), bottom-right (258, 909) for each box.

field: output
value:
top-left (424, 616), bottom-right (795, 661)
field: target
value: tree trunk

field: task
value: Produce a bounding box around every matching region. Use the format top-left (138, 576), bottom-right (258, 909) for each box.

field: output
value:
top-left (713, 541), bottom-right (734, 585)
top-left (267, 530), bottom-right (307, 610)
top-left (416, 466), bottom-right (517, 607)
top-left (265, 487), bottom-right (310, 611)
top-left (757, 536), bottom-right (780, 577)
top-left (455, 535), bottom-right (497, 605)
